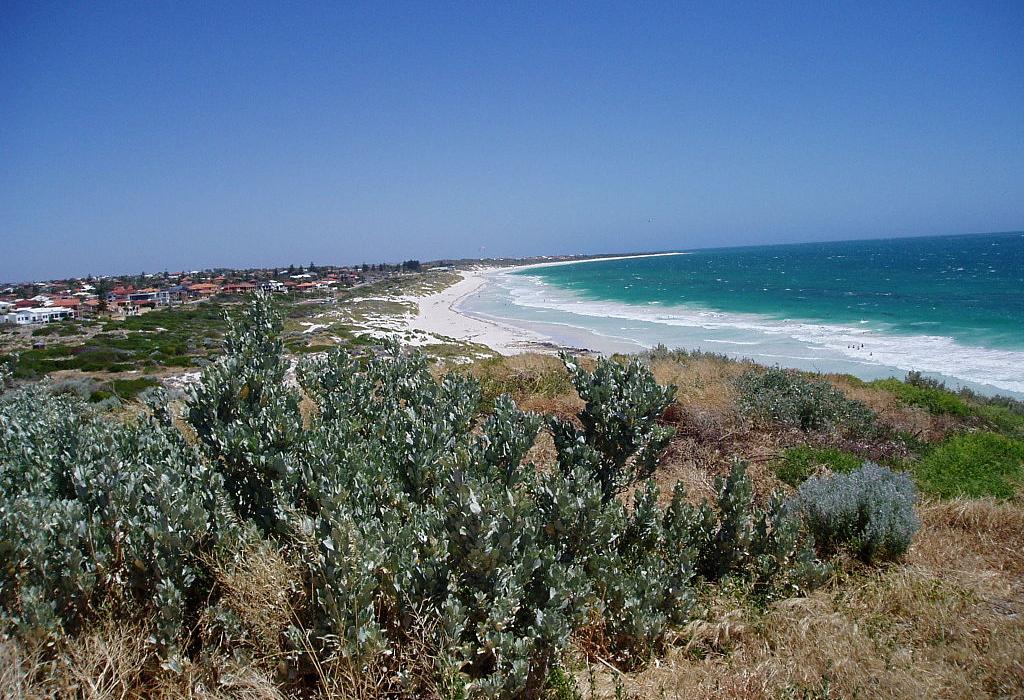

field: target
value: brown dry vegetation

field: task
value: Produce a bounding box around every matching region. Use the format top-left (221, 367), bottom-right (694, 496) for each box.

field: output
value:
top-left (4, 351), bottom-right (1023, 699)
top-left (579, 498), bottom-right (1024, 699)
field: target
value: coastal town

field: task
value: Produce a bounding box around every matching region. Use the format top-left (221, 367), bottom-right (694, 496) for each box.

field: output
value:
top-left (0, 253), bottom-right (622, 400)
top-left (0, 260), bottom-right (424, 325)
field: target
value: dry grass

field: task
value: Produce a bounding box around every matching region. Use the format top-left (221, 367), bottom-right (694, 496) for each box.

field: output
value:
top-left (647, 354), bottom-right (801, 504)
top-left (464, 353), bottom-right (583, 419)
top-left (3, 620), bottom-right (286, 700)
top-left (202, 538), bottom-right (299, 662)
top-left (577, 498), bottom-right (1024, 699)
top-left (651, 356), bottom-right (745, 428)
top-left (1, 636), bottom-right (40, 700)
top-left (4, 619), bottom-right (150, 699)
top-left (654, 422), bottom-right (786, 506)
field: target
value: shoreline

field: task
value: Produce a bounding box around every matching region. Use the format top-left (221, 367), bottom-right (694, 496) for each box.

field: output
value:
top-left (401, 270), bottom-right (558, 355)
top-left (393, 256), bottom-right (1024, 399)
top-left (421, 272), bottom-right (1024, 401)
top-left (399, 253), bottom-right (686, 356)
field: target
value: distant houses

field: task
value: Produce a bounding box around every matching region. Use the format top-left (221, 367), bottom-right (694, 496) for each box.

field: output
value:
top-left (0, 261), bottom-right (408, 325)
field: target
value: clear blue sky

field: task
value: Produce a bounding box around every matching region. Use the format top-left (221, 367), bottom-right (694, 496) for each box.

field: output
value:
top-left (2, 1), bottom-right (1022, 281)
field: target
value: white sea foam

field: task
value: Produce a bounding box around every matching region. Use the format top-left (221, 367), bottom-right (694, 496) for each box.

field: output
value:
top-left (464, 269), bottom-right (1024, 396)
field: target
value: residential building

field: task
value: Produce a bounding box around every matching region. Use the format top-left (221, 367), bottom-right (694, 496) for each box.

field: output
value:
top-left (1, 307), bottom-right (75, 325)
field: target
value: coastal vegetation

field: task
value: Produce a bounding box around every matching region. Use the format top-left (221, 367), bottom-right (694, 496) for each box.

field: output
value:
top-left (0, 302), bottom-right (228, 378)
top-left (1, 295), bottom-right (1022, 698)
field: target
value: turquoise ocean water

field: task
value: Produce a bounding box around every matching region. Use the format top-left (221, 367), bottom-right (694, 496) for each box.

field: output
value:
top-left (460, 232), bottom-right (1024, 396)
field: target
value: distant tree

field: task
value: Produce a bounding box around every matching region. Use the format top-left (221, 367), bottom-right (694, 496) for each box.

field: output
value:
top-left (361, 263), bottom-right (369, 272)
top-left (309, 261), bottom-right (317, 273)
top-left (402, 260), bottom-right (421, 272)
top-left (288, 264), bottom-right (295, 275)
top-left (96, 279), bottom-right (111, 313)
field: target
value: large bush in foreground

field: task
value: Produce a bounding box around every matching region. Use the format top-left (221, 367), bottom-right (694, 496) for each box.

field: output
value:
top-left (0, 386), bottom-right (234, 658)
top-left (1, 294), bottom-right (827, 699)
top-left (793, 461), bottom-right (920, 563)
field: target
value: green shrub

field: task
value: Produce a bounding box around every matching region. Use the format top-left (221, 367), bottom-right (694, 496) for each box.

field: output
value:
top-left (914, 432), bottom-right (1024, 499)
top-left (549, 354), bottom-right (676, 503)
top-left (110, 376), bottom-right (159, 400)
top-left (2, 294), bottom-right (831, 698)
top-left (87, 389), bottom-right (114, 403)
top-left (773, 445), bottom-right (863, 486)
top-left (872, 377), bottom-right (970, 417)
top-left (972, 404), bottom-right (1024, 439)
top-left (642, 343), bottom-right (736, 365)
top-left (543, 666), bottom-right (582, 700)
top-left (737, 368), bottom-right (875, 434)
top-left (684, 461), bottom-right (828, 594)
top-left (793, 462), bottom-right (920, 563)
top-left (0, 387), bottom-right (235, 657)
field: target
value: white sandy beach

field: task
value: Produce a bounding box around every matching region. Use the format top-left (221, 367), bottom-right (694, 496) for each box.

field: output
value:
top-left (400, 254), bottom-right (685, 355)
top-left (401, 269), bottom-right (548, 354)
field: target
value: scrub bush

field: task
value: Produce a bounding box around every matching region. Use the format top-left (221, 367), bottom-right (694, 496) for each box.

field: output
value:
top-left (684, 461), bottom-right (828, 594)
top-left (0, 386), bottom-right (235, 658)
top-left (738, 367), bottom-right (875, 434)
top-left (914, 432), bottom-right (1024, 499)
top-left (793, 462), bottom-right (920, 563)
top-left (549, 354), bottom-right (676, 503)
top-left (773, 445), bottom-right (864, 486)
top-left (873, 374), bottom-right (970, 417)
top-left (2, 293), bottom-right (830, 698)
top-left (187, 292), bottom-right (303, 534)
top-left (45, 375), bottom-right (102, 400)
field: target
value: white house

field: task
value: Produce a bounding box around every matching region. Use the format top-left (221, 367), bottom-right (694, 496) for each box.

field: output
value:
top-left (1, 307), bottom-right (75, 325)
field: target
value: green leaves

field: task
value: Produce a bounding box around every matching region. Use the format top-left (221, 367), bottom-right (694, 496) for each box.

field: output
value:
top-left (737, 367), bottom-right (875, 435)
top-left (553, 354), bottom-right (676, 502)
top-left (0, 385), bottom-right (233, 653)
top-left (0, 294), bottom-right (832, 698)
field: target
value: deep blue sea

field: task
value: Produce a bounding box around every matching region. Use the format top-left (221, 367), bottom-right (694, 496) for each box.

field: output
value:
top-left (460, 232), bottom-right (1024, 396)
